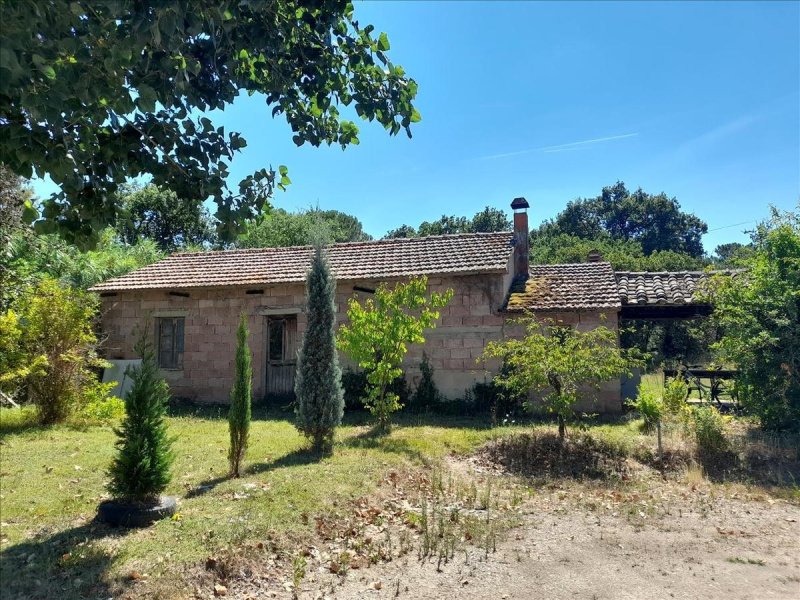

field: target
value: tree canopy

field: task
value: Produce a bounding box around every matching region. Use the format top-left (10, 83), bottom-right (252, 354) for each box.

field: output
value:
top-left (708, 206), bottom-right (800, 431)
top-left (384, 206), bottom-right (511, 238)
top-left (529, 232), bottom-right (708, 272)
top-left (117, 184), bottom-right (216, 252)
top-left (237, 207), bottom-right (372, 248)
top-left (536, 182), bottom-right (708, 257)
top-left (0, 1), bottom-right (419, 247)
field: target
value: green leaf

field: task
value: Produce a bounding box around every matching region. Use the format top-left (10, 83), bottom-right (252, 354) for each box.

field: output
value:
top-left (377, 32), bottom-right (390, 51)
top-left (136, 84), bottom-right (157, 112)
top-left (21, 200), bottom-right (39, 224)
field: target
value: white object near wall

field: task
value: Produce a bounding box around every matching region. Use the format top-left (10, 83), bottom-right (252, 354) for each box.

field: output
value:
top-left (102, 359), bottom-right (142, 399)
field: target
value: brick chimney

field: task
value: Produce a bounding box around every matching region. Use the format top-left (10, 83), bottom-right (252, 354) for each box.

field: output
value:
top-left (511, 197), bottom-right (529, 279)
top-left (587, 249), bottom-right (603, 263)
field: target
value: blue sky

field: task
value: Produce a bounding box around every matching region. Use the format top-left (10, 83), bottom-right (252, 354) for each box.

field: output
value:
top-left (34, 1), bottom-right (800, 251)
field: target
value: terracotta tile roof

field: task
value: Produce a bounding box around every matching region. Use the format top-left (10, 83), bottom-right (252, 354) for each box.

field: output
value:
top-left (89, 232), bottom-right (515, 291)
top-left (505, 262), bottom-right (621, 312)
top-left (615, 270), bottom-right (741, 306)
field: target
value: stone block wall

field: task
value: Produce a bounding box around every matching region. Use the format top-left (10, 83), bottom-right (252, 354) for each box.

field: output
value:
top-left (98, 274), bottom-right (622, 411)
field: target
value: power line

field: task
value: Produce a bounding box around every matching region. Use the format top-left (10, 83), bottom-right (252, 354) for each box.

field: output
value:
top-left (707, 220), bottom-right (754, 232)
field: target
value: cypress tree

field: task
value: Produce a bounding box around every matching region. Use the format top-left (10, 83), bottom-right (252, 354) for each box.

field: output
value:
top-left (228, 313), bottom-right (252, 477)
top-left (295, 242), bottom-right (344, 453)
top-left (108, 337), bottom-right (173, 502)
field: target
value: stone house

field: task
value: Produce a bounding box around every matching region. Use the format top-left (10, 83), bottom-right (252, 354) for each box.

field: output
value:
top-left (91, 199), bottom-right (713, 412)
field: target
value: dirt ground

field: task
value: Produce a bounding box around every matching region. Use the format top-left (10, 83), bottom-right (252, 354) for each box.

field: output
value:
top-left (290, 460), bottom-right (800, 600)
top-left (315, 492), bottom-right (799, 599)
top-left (154, 454), bottom-right (800, 600)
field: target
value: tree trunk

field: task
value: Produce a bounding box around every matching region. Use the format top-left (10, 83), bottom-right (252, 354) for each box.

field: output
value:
top-left (558, 414), bottom-right (566, 441)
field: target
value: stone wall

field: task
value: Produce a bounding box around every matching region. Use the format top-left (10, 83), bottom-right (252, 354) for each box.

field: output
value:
top-left (98, 270), bottom-right (514, 403)
top-left (98, 272), bottom-right (622, 412)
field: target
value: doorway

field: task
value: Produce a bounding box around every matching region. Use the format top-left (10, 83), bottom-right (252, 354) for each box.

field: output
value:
top-left (265, 315), bottom-right (298, 399)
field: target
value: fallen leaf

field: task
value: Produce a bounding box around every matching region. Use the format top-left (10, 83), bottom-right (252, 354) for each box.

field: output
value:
top-left (214, 583), bottom-right (228, 596)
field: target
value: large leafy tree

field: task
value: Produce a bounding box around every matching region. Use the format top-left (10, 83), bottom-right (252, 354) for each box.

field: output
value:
top-left (4, 228), bottom-right (162, 301)
top-left (384, 206), bottom-right (511, 239)
top-left (0, 1), bottom-right (419, 247)
top-left (708, 207), bottom-right (800, 431)
top-left (237, 207), bottom-right (371, 248)
top-left (529, 232), bottom-right (708, 272)
top-left (536, 182), bottom-right (708, 257)
top-left (0, 165), bottom-right (34, 250)
top-left (117, 184), bottom-right (216, 251)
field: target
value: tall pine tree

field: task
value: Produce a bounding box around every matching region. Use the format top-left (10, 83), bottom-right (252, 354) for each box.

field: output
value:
top-left (228, 313), bottom-right (252, 477)
top-left (108, 337), bottom-right (173, 501)
top-left (295, 242), bottom-right (344, 453)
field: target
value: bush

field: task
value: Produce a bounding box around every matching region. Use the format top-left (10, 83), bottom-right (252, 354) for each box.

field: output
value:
top-left (10, 278), bottom-right (107, 424)
top-left (341, 368), bottom-right (369, 410)
top-left (408, 352), bottom-right (441, 412)
top-left (79, 382), bottom-right (124, 424)
top-left (471, 379), bottom-right (524, 422)
top-left (629, 384), bottom-right (663, 434)
top-left (483, 431), bottom-right (630, 480)
top-left (342, 368), bottom-right (410, 412)
top-left (662, 376), bottom-right (689, 416)
top-left (691, 405), bottom-right (729, 455)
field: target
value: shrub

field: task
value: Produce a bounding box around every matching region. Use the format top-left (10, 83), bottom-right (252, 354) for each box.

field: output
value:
top-left (108, 337), bottom-right (174, 502)
top-left (408, 352), bottom-right (441, 412)
top-left (341, 368), bottom-right (410, 412)
top-left (629, 384), bottom-right (663, 434)
top-left (80, 382), bottom-right (124, 424)
top-left (295, 243), bottom-right (344, 452)
top-left (341, 368), bottom-right (369, 410)
top-left (662, 376), bottom-right (689, 416)
top-left (11, 278), bottom-right (107, 424)
top-left (471, 378), bottom-right (524, 423)
top-left (0, 308), bottom-right (46, 398)
top-left (229, 314), bottom-right (252, 476)
top-left (691, 405), bottom-right (729, 455)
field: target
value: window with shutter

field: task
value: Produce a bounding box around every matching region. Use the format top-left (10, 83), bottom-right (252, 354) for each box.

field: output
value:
top-left (156, 317), bottom-right (185, 369)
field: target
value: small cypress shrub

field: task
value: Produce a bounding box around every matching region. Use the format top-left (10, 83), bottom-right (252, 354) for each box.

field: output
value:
top-left (228, 313), bottom-right (252, 477)
top-left (108, 337), bottom-right (173, 502)
top-left (295, 243), bottom-right (344, 453)
top-left (409, 352), bottom-right (441, 411)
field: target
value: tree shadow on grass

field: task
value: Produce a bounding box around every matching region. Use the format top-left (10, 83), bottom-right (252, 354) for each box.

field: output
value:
top-left (341, 431), bottom-right (426, 463)
top-left (184, 447), bottom-right (324, 498)
top-left (0, 518), bottom-right (130, 600)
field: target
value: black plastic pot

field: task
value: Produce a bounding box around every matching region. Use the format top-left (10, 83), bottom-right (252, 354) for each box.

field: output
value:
top-left (97, 496), bottom-right (177, 527)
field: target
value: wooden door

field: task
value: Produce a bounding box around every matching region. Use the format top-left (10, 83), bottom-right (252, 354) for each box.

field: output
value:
top-left (266, 315), bottom-right (297, 398)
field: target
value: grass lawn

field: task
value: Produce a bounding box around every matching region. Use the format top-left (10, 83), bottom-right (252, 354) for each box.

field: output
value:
top-left (1, 405), bottom-right (797, 599)
top-left (0, 406), bottom-right (535, 599)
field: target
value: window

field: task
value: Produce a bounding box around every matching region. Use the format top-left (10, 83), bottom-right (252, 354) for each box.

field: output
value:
top-left (156, 317), bottom-right (184, 369)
